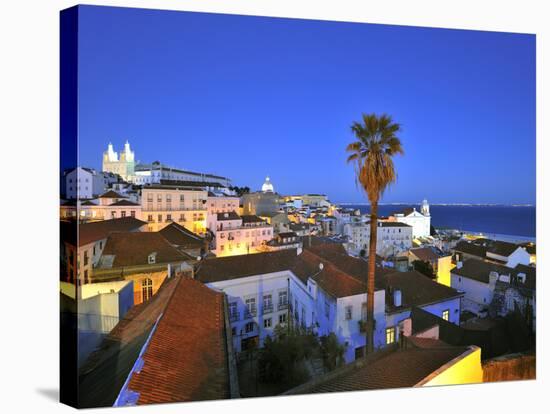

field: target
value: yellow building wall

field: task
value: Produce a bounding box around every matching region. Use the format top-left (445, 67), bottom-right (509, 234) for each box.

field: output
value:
top-left (422, 347), bottom-right (483, 387)
top-left (436, 256), bottom-right (453, 287)
top-left (123, 270), bottom-right (168, 305)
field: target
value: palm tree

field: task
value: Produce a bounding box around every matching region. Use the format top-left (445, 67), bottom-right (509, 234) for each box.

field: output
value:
top-left (346, 113), bottom-right (404, 355)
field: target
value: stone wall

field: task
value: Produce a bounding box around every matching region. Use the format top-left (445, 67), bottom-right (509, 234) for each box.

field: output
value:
top-left (482, 352), bottom-right (535, 382)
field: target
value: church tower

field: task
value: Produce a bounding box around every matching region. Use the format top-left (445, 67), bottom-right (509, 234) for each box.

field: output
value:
top-left (102, 141), bottom-right (136, 182)
top-left (421, 199), bottom-right (430, 216)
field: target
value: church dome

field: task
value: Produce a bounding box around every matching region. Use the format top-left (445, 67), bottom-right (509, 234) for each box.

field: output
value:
top-left (262, 176), bottom-right (274, 193)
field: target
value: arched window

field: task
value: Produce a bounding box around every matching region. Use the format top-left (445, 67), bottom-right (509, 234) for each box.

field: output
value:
top-left (142, 278), bottom-right (153, 302)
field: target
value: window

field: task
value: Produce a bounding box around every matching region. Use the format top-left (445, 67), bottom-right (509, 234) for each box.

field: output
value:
top-left (121, 211), bottom-right (126, 218)
top-left (167, 214), bottom-right (172, 222)
top-left (231, 327), bottom-right (236, 336)
top-left (158, 214), bottom-right (162, 222)
top-left (386, 327), bottom-right (396, 344)
top-left (130, 211), bottom-right (135, 218)
top-left (442, 309), bottom-right (450, 321)
top-left (278, 290), bottom-right (288, 309)
top-left (142, 278), bottom-right (153, 302)
top-left (148, 214), bottom-right (153, 222)
top-left (245, 322), bottom-right (254, 333)
top-left (345, 305), bottom-right (353, 320)
top-left (83, 251), bottom-right (89, 266)
top-left (245, 297), bottom-right (257, 317)
top-left (263, 294), bottom-right (273, 313)
top-left (229, 302), bottom-right (238, 321)
top-left (264, 318), bottom-right (272, 328)
top-left (148, 253), bottom-right (156, 264)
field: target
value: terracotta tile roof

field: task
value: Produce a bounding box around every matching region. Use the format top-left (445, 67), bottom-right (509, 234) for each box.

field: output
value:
top-left (78, 277), bottom-right (179, 408)
top-left (487, 240), bottom-right (521, 257)
top-left (196, 249), bottom-right (299, 283)
top-left (159, 222), bottom-right (205, 250)
top-left (453, 241), bottom-right (488, 258)
top-left (216, 211), bottom-right (241, 221)
top-left (383, 271), bottom-right (462, 311)
top-left (409, 247), bottom-right (440, 262)
top-left (367, 220), bottom-right (412, 227)
top-left (78, 217), bottom-right (147, 246)
top-left (99, 190), bottom-right (127, 199)
top-left (108, 199), bottom-right (141, 206)
top-left (303, 244), bottom-right (391, 290)
top-left (127, 278), bottom-right (229, 404)
top-left (241, 214), bottom-right (267, 224)
top-left (99, 232), bottom-right (188, 268)
top-left (451, 258), bottom-right (512, 284)
top-left (285, 342), bottom-right (471, 394)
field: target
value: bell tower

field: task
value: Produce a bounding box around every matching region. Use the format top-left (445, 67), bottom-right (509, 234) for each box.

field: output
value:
top-left (421, 199), bottom-right (430, 216)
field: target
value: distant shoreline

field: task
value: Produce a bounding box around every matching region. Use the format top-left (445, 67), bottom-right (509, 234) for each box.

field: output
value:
top-left (337, 202), bottom-right (535, 207)
top-left (442, 229), bottom-right (536, 244)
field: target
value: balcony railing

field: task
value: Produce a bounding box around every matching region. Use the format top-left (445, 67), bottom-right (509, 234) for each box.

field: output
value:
top-left (142, 207), bottom-right (207, 212)
top-left (229, 312), bottom-right (240, 322)
top-left (277, 302), bottom-right (288, 311)
top-left (263, 304), bottom-right (273, 314)
top-left (244, 308), bottom-right (257, 319)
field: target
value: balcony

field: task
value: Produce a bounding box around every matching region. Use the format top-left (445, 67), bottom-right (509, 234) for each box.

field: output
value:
top-left (229, 312), bottom-right (240, 322)
top-left (277, 302), bottom-right (288, 311)
top-left (263, 304), bottom-right (274, 314)
top-left (244, 308), bottom-right (257, 319)
top-left (143, 207), bottom-right (207, 212)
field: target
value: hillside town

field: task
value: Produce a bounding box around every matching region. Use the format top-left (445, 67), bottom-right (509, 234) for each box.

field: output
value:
top-left (61, 141), bottom-right (536, 406)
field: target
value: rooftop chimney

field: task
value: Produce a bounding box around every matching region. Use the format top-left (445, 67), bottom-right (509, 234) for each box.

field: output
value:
top-left (393, 289), bottom-right (402, 307)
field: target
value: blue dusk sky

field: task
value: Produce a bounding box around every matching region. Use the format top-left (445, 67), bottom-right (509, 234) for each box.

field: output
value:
top-left (75, 5), bottom-right (536, 204)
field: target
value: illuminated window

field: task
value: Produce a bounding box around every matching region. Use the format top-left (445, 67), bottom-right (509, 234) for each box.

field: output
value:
top-left (442, 309), bottom-right (450, 321)
top-left (142, 278), bottom-right (153, 302)
top-left (386, 327), bottom-right (396, 344)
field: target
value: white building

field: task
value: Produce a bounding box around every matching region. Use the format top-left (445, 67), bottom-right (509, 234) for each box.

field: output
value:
top-left (210, 212), bottom-right (274, 257)
top-left (132, 161), bottom-right (231, 188)
top-left (196, 244), bottom-right (463, 362)
top-left (343, 221), bottom-right (413, 257)
top-left (453, 239), bottom-right (532, 268)
top-left (206, 193), bottom-right (240, 233)
top-left (451, 258), bottom-right (536, 323)
top-left (64, 167), bottom-right (118, 200)
top-left (389, 200), bottom-right (431, 238)
top-left (141, 185), bottom-right (208, 234)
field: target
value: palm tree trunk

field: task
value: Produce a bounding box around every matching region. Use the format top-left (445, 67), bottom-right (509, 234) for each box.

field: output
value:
top-left (366, 201), bottom-right (378, 355)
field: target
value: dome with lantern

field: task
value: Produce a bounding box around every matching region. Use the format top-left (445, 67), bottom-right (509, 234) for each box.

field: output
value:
top-left (261, 176), bottom-right (274, 193)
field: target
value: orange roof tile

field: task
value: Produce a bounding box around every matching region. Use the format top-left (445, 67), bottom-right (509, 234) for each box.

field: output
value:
top-left (127, 278), bottom-right (229, 404)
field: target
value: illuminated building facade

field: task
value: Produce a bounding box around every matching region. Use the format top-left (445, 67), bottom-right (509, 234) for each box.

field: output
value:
top-left (141, 185), bottom-right (208, 234)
